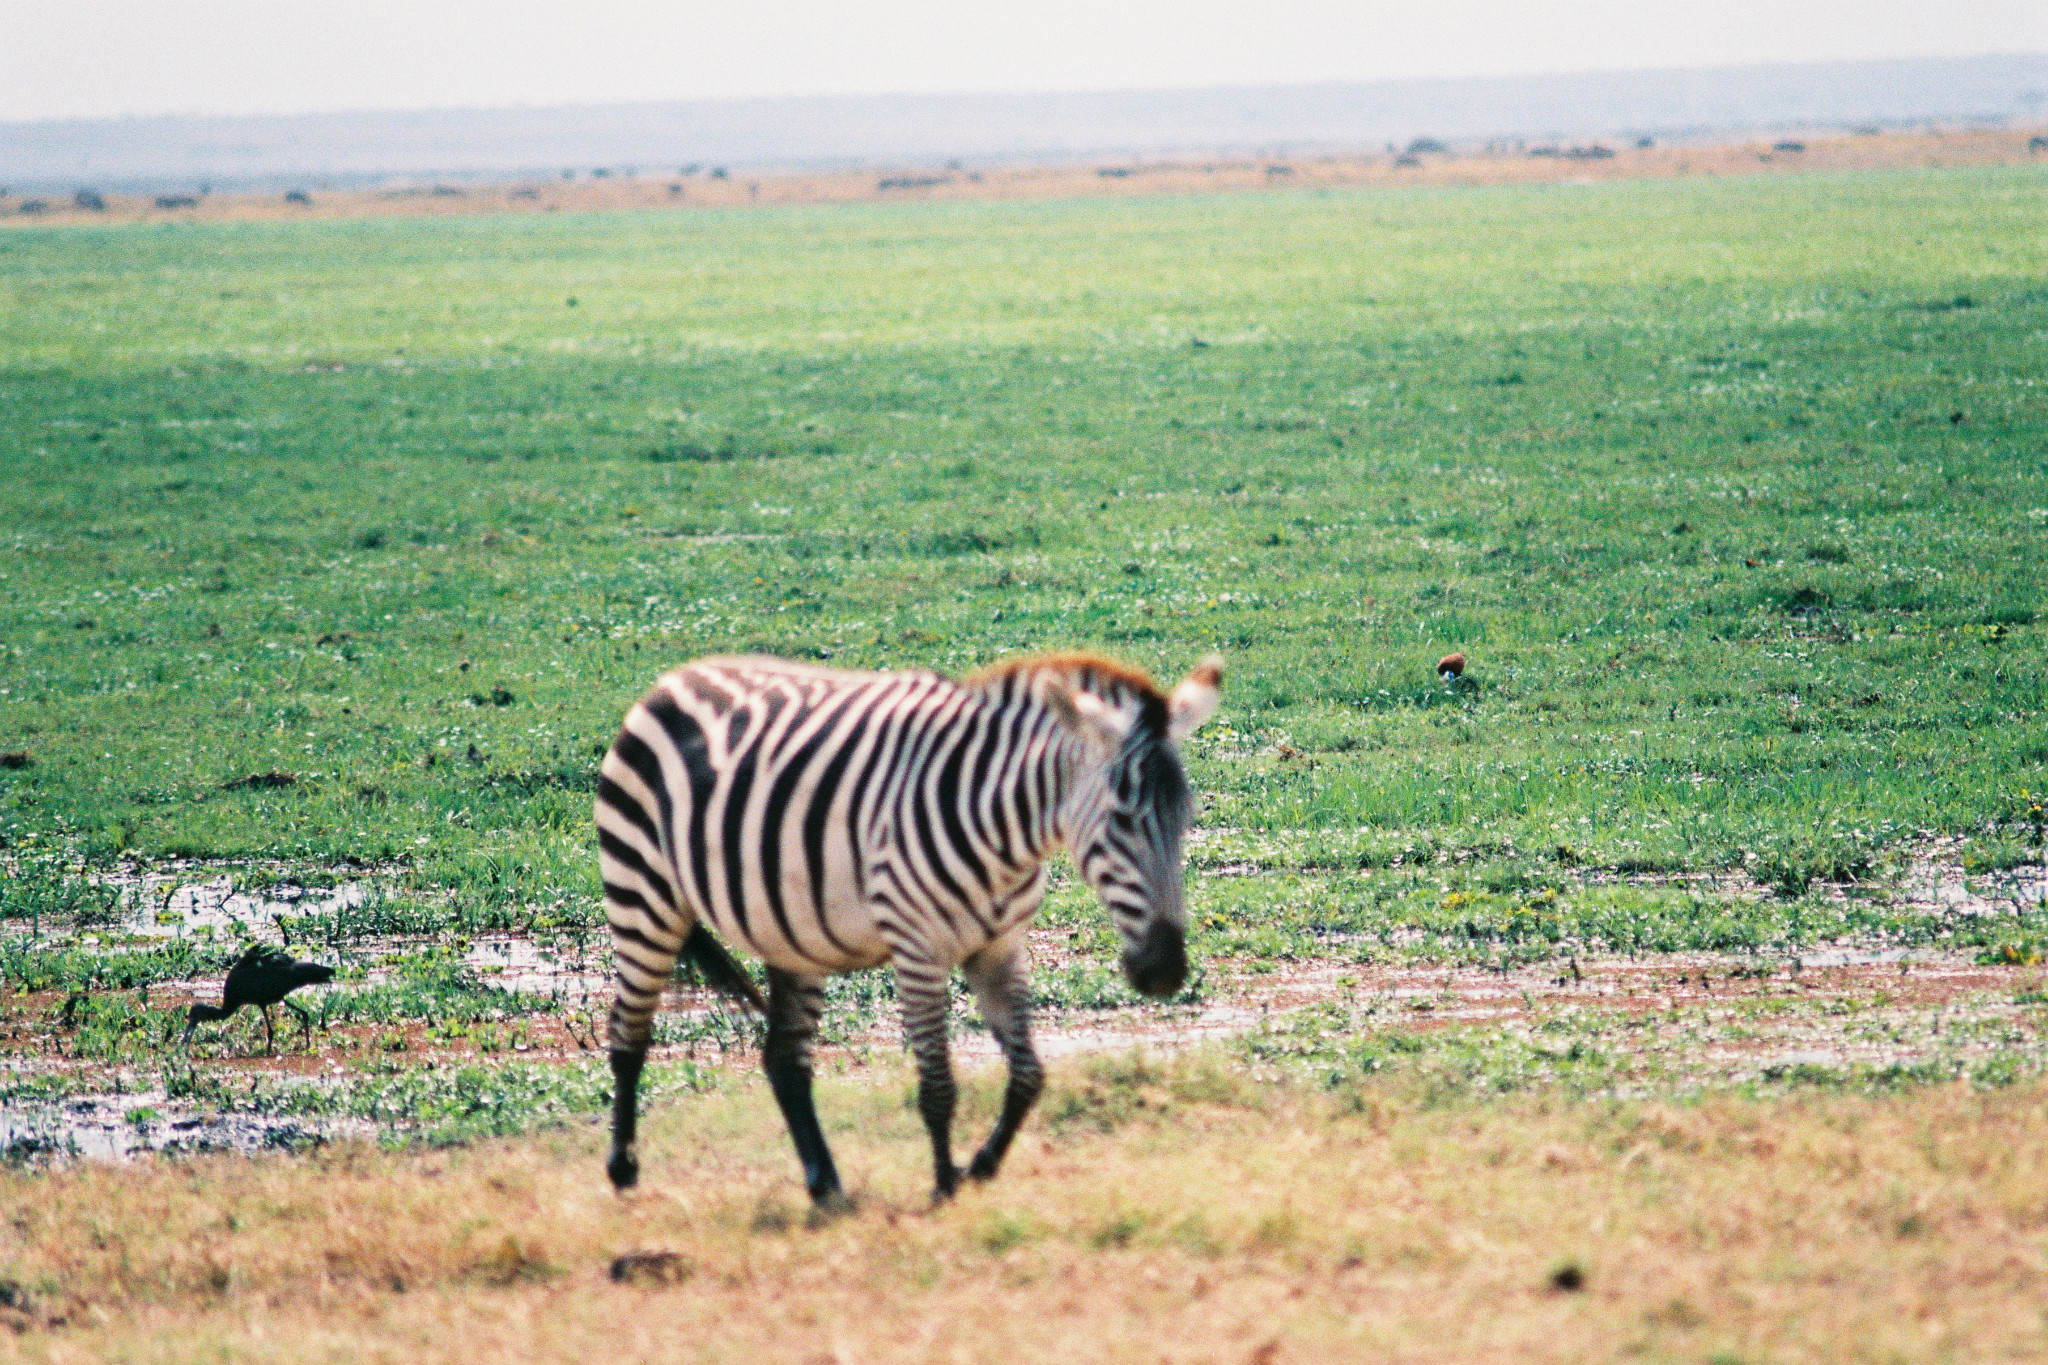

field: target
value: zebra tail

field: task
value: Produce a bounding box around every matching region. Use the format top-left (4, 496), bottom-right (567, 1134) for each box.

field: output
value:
top-left (683, 924), bottom-right (769, 1016)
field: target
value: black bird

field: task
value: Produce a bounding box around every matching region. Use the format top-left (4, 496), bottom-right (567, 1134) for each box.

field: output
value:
top-left (183, 944), bottom-right (335, 1053)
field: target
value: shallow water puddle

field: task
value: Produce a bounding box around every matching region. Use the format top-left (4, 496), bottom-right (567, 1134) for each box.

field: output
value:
top-left (460, 933), bottom-right (609, 998)
top-left (84, 863), bottom-right (372, 940)
top-left (0, 1084), bottom-right (374, 1164)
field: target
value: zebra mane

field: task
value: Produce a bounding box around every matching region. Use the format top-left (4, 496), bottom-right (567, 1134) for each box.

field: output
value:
top-left (966, 651), bottom-right (1168, 713)
top-left (970, 653), bottom-right (1188, 823)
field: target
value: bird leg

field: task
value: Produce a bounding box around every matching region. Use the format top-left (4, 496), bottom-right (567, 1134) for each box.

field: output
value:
top-left (261, 1005), bottom-right (276, 1056)
top-left (285, 999), bottom-right (314, 1051)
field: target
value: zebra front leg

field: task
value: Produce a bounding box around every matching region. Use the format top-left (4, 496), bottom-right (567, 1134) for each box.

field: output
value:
top-left (895, 963), bottom-right (961, 1200)
top-left (962, 936), bottom-right (1043, 1184)
top-left (764, 968), bottom-right (849, 1210)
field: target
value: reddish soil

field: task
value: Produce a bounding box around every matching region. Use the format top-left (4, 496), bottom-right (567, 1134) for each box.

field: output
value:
top-left (5, 127), bottom-right (2042, 229)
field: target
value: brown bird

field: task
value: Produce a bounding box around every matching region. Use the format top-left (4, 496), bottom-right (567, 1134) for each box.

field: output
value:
top-left (1437, 652), bottom-right (1466, 681)
top-left (183, 944), bottom-right (334, 1053)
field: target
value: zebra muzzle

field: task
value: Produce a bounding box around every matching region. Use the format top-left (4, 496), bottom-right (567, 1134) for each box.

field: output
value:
top-left (1121, 919), bottom-right (1187, 998)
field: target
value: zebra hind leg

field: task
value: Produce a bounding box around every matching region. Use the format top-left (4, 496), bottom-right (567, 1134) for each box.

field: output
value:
top-left (607, 957), bottom-right (671, 1190)
top-left (895, 965), bottom-right (961, 1200)
top-left (962, 940), bottom-right (1044, 1183)
top-left (606, 998), bottom-right (650, 1191)
top-left (602, 888), bottom-right (694, 1191)
top-left (763, 967), bottom-right (850, 1212)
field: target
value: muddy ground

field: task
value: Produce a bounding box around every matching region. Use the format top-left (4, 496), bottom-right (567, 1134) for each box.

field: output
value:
top-left (4, 848), bottom-right (2044, 1164)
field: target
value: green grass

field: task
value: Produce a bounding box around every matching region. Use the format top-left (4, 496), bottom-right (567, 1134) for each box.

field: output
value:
top-left (2, 165), bottom-right (2045, 948)
top-left (1235, 995), bottom-right (2048, 1102)
top-left (190, 1055), bottom-right (713, 1147)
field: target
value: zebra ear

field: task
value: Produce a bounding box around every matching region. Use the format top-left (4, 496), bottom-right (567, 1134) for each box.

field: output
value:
top-left (1168, 654), bottom-right (1224, 743)
top-left (1044, 679), bottom-right (1130, 749)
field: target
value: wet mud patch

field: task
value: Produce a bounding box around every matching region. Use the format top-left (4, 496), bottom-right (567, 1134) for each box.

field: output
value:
top-left (1, 847), bottom-right (2044, 1163)
top-left (0, 1085), bottom-right (372, 1165)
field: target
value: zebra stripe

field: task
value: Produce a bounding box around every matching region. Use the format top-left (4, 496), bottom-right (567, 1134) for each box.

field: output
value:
top-left (597, 651), bottom-right (1223, 1204)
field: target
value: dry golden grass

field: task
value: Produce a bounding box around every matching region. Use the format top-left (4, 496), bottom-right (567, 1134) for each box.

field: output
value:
top-left (7, 126), bottom-right (2044, 228)
top-left (4, 1053), bottom-right (2047, 1363)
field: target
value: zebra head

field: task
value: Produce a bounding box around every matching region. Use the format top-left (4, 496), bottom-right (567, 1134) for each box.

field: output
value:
top-left (1045, 655), bottom-right (1223, 998)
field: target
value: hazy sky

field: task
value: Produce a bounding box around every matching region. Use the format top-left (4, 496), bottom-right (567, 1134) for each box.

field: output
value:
top-left (5, 0), bottom-right (2044, 122)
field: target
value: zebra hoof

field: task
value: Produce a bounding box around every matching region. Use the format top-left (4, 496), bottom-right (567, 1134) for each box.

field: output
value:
top-left (806, 1189), bottom-right (857, 1226)
top-left (966, 1149), bottom-right (1002, 1183)
top-left (931, 1164), bottom-right (962, 1203)
top-left (607, 1147), bottom-right (640, 1190)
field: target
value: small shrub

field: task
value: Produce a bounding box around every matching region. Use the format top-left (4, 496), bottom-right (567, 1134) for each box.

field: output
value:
top-left (977, 1211), bottom-right (1040, 1253)
top-left (1089, 1212), bottom-right (1146, 1249)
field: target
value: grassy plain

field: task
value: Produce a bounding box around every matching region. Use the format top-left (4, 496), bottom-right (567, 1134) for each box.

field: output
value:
top-left (3, 166), bottom-right (2044, 884)
top-left (1, 163), bottom-right (2047, 1358)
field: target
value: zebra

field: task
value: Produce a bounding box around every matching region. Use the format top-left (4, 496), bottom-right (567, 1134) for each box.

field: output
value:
top-left (596, 650), bottom-right (1223, 1206)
